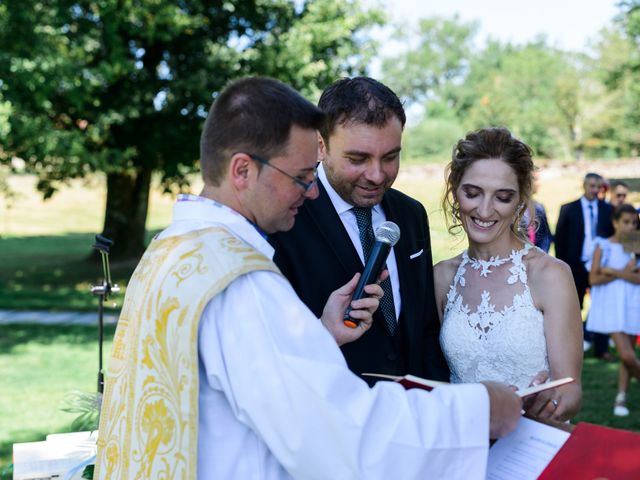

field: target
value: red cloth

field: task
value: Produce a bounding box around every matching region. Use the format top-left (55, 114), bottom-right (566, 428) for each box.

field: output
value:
top-left (538, 422), bottom-right (640, 479)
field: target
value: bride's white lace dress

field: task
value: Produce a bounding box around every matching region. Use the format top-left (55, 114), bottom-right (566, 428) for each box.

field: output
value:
top-left (440, 243), bottom-right (549, 390)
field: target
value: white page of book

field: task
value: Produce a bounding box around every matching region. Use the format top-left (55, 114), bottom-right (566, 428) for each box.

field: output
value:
top-left (486, 416), bottom-right (570, 480)
top-left (13, 436), bottom-right (95, 480)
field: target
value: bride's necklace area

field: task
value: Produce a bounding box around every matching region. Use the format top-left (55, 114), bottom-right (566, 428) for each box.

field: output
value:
top-left (466, 244), bottom-right (526, 277)
top-left (467, 253), bottom-right (510, 277)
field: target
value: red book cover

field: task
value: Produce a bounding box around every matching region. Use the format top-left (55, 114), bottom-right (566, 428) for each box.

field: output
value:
top-left (362, 373), bottom-right (573, 398)
top-left (538, 422), bottom-right (640, 479)
top-left (361, 373), bottom-right (447, 391)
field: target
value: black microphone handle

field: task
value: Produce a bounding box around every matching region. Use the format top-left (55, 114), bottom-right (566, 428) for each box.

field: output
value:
top-left (344, 240), bottom-right (391, 325)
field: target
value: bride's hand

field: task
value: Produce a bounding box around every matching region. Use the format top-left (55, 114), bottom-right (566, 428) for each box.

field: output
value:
top-left (522, 371), bottom-right (580, 422)
top-left (530, 384), bottom-right (581, 422)
top-left (521, 370), bottom-right (549, 414)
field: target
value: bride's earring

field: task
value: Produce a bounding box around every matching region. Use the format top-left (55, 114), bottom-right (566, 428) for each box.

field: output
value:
top-left (513, 203), bottom-right (525, 226)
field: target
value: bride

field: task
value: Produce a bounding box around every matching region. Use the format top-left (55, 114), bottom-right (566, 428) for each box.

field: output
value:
top-left (434, 127), bottom-right (582, 421)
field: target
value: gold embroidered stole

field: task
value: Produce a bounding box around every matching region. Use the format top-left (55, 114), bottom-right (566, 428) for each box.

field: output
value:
top-left (95, 226), bottom-right (278, 479)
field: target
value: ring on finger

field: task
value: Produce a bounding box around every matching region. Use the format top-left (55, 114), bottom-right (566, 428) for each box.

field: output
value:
top-left (551, 399), bottom-right (558, 408)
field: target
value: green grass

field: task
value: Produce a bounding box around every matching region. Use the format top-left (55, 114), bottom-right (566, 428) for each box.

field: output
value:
top-left (2, 165), bottom-right (639, 308)
top-left (0, 172), bottom-right (178, 311)
top-left (0, 324), bottom-right (116, 476)
top-left (0, 233), bottom-right (134, 311)
top-left (1, 164), bottom-right (640, 476)
top-left (574, 355), bottom-right (640, 429)
top-left (1, 323), bottom-right (638, 476)
top-left (0, 232), bottom-right (164, 311)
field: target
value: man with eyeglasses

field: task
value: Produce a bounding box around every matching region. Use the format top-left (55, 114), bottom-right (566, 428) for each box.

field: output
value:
top-left (95, 76), bottom-right (521, 479)
top-left (247, 153), bottom-right (319, 193)
top-left (270, 77), bottom-right (450, 385)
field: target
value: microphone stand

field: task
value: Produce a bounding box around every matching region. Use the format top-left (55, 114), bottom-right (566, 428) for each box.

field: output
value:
top-left (90, 235), bottom-right (119, 394)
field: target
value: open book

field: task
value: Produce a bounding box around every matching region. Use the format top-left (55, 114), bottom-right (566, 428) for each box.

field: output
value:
top-left (489, 417), bottom-right (640, 480)
top-left (361, 373), bottom-right (574, 398)
top-left (13, 431), bottom-right (97, 480)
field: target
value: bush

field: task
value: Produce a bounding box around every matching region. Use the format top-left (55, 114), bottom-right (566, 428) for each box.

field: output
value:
top-left (403, 117), bottom-right (465, 162)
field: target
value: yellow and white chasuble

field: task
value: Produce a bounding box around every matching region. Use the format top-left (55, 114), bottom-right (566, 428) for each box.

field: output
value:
top-left (96, 196), bottom-right (492, 480)
top-left (95, 224), bottom-right (278, 479)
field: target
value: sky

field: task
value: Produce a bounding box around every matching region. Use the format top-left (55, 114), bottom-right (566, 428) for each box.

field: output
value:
top-left (369, 0), bottom-right (621, 52)
top-left (365, 0), bottom-right (622, 121)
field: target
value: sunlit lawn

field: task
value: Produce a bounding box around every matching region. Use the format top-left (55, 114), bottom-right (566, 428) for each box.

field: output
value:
top-left (0, 324), bottom-right (116, 477)
top-left (0, 174), bottom-right (199, 311)
top-left (1, 161), bottom-right (640, 475)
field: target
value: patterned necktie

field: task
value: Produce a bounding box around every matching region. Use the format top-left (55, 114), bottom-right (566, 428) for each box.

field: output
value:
top-left (588, 203), bottom-right (596, 239)
top-left (352, 207), bottom-right (397, 336)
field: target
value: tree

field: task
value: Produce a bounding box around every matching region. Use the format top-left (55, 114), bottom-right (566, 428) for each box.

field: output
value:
top-left (576, 1), bottom-right (640, 159)
top-left (456, 40), bottom-right (583, 159)
top-left (580, 25), bottom-right (636, 158)
top-left (618, 0), bottom-right (640, 153)
top-left (0, 0), bottom-right (382, 259)
top-left (381, 15), bottom-right (478, 106)
top-left (379, 15), bottom-right (477, 161)
top-left (595, 0), bottom-right (640, 155)
top-left (620, 0), bottom-right (640, 42)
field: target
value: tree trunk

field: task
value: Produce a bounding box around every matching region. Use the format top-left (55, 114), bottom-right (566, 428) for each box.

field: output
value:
top-left (101, 169), bottom-right (151, 261)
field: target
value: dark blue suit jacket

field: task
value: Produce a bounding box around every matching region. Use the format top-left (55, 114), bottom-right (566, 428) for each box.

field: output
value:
top-left (555, 198), bottom-right (614, 301)
top-left (269, 180), bottom-right (449, 383)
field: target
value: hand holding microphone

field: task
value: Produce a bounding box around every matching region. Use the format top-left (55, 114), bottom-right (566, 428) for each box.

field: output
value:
top-left (344, 221), bottom-right (401, 328)
top-left (320, 273), bottom-right (385, 346)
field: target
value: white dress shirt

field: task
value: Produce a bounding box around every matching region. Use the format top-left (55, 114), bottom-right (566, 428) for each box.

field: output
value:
top-left (580, 196), bottom-right (599, 262)
top-left (159, 195), bottom-right (490, 479)
top-left (318, 163), bottom-right (401, 321)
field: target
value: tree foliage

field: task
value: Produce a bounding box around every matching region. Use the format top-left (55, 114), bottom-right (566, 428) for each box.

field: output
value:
top-left (381, 7), bottom-right (640, 162)
top-left (381, 15), bottom-right (478, 105)
top-left (0, 0), bottom-right (382, 258)
top-left (582, 24), bottom-right (638, 157)
top-left (381, 18), bottom-right (586, 160)
top-left (460, 41), bottom-right (582, 159)
top-left (602, 0), bottom-right (640, 154)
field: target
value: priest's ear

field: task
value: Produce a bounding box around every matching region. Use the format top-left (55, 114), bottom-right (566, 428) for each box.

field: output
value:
top-left (229, 152), bottom-right (254, 190)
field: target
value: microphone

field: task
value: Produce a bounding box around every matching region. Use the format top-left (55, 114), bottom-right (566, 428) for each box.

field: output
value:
top-left (344, 221), bottom-right (401, 328)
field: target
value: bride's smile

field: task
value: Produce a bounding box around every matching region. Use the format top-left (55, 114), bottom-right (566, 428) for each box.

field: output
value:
top-left (456, 158), bottom-right (521, 258)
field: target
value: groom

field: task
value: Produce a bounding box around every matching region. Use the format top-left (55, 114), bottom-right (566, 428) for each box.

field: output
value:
top-left (269, 77), bottom-right (449, 383)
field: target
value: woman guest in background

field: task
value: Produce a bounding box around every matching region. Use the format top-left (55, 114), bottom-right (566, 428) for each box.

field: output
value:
top-left (520, 173), bottom-right (553, 253)
top-left (586, 204), bottom-right (640, 417)
top-left (434, 127), bottom-right (583, 421)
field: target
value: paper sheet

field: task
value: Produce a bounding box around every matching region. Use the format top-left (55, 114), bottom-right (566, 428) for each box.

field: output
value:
top-left (486, 416), bottom-right (570, 480)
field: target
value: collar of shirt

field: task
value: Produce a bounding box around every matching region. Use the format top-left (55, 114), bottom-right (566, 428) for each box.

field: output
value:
top-left (316, 163), bottom-right (401, 320)
top-left (317, 162), bottom-right (384, 218)
top-left (580, 196), bottom-right (598, 211)
top-left (170, 193), bottom-right (274, 258)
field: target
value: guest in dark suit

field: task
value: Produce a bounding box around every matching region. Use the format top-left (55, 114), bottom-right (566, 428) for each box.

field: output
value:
top-left (555, 172), bottom-right (614, 360)
top-left (269, 77), bottom-right (449, 383)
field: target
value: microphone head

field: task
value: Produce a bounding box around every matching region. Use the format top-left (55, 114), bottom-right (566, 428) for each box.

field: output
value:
top-left (375, 221), bottom-right (401, 246)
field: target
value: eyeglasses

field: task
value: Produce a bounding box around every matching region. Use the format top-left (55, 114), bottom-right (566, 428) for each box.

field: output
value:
top-left (247, 153), bottom-right (319, 193)
top-left (616, 193), bottom-right (627, 198)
